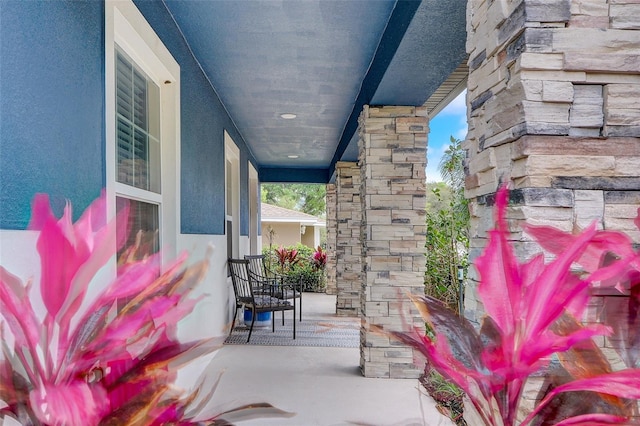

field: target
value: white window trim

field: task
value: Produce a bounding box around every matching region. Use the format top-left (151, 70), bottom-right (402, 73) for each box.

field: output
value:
top-left (225, 131), bottom-right (240, 259)
top-left (248, 162), bottom-right (259, 254)
top-left (105, 0), bottom-right (181, 263)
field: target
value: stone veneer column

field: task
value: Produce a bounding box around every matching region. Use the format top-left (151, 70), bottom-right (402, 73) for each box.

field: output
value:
top-left (335, 162), bottom-right (362, 316)
top-left (358, 105), bottom-right (428, 378)
top-left (465, 0), bottom-right (640, 420)
top-left (325, 184), bottom-right (337, 295)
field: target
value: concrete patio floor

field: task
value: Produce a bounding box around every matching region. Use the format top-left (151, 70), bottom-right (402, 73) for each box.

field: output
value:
top-left (203, 293), bottom-right (454, 426)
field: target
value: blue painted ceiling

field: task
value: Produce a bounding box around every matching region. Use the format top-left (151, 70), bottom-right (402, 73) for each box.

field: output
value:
top-left (162, 0), bottom-right (467, 183)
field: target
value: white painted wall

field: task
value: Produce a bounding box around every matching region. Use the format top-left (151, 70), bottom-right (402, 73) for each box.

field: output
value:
top-left (176, 234), bottom-right (240, 342)
top-left (0, 230), bottom-right (46, 322)
top-left (0, 229), bottom-right (238, 341)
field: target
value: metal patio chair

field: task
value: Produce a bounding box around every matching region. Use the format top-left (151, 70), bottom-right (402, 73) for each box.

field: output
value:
top-left (245, 254), bottom-right (303, 321)
top-left (228, 258), bottom-right (296, 342)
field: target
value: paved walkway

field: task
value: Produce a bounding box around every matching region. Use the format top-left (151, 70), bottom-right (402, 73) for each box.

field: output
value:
top-left (199, 293), bottom-right (454, 426)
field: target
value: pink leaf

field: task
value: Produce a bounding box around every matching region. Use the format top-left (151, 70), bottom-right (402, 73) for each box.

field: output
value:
top-left (475, 187), bottom-right (522, 338)
top-left (56, 197), bottom-right (130, 366)
top-left (475, 227), bottom-right (519, 337)
top-left (523, 369), bottom-right (640, 425)
top-left (522, 224), bottom-right (597, 343)
top-left (552, 413), bottom-right (628, 425)
top-left (525, 225), bottom-right (636, 275)
top-left (521, 325), bottom-right (611, 362)
top-left (549, 368), bottom-right (640, 398)
top-left (29, 381), bottom-right (108, 426)
top-left (0, 267), bottom-right (40, 351)
top-left (58, 196), bottom-right (127, 325)
top-left (28, 193), bottom-right (56, 231)
top-left (98, 254), bottom-right (162, 301)
top-left (36, 211), bottom-right (83, 319)
top-left (83, 309), bottom-right (156, 358)
top-left (151, 403), bottom-right (183, 424)
top-left (206, 402), bottom-right (296, 424)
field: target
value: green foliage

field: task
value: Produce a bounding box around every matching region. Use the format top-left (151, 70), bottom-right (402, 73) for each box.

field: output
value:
top-left (425, 182), bottom-right (455, 214)
top-left (438, 135), bottom-right (465, 192)
top-left (261, 183), bottom-right (326, 217)
top-left (420, 367), bottom-right (466, 426)
top-left (425, 188), bottom-right (469, 311)
top-left (285, 262), bottom-right (327, 293)
top-left (425, 136), bottom-right (469, 312)
top-left (290, 242), bottom-right (314, 259)
top-left (262, 243), bottom-right (326, 292)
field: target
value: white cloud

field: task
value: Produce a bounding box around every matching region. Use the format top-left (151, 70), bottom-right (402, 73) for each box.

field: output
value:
top-left (454, 114), bottom-right (468, 140)
top-left (439, 90), bottom-right (466, 116)
top-left (425, 143), bottom-right (448, 182)
top-left (425, 90), bottom-right (468, 182)
top-left (425, 168), bottom-right (442, 183)
top-left (441, 91), bottom-right (468, 140)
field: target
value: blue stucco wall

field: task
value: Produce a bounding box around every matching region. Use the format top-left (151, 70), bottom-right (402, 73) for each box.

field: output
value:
top-left (133, 1), bottom-right (255, 236)
top-left (0, 1), bottom-right (105, 228)
top-left (0, 1), bottom-right (254, 235)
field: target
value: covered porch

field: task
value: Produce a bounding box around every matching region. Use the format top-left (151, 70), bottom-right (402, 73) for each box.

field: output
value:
top-left (1, 0), bottom-right (639, 423)
top-left (210, 292), bottom-right (454, 425)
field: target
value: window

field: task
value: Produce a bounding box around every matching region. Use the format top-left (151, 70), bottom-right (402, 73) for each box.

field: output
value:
top-left (226, 159), bottom-right (234, 258)
top-left (116, 196), bottom-right (159, 268)
top-left (116, 49), bottom-right (160, 193)
top-left (106, 1), bottom-right (180, 270)
top-left (114, 48), bottom-right (161, 264)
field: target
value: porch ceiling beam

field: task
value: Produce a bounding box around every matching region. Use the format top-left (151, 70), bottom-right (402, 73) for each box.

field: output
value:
top-left (329, 0), bottom-right (421, 180)
top-left (259, 167), bottom-right (329, 184)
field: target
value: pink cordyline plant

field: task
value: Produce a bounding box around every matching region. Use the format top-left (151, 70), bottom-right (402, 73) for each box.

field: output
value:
top-left (382, 186), bottom-right (640, 425)
top-left (0, 193), bottom-right (292, 425)
top-left (274, 246), bottom-right (299, 273)
top-left (311, 246), bottom-right (327, 271)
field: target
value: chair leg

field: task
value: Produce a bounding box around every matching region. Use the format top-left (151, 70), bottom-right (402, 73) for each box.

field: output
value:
top-left (292, 295), bottom-right (296, 339)
top-left (282, 309), bottom-right (285, 326)
top-left (230, 305), bottom-right (238, 335)
top-left (247, 309), bottom-right (256, 343)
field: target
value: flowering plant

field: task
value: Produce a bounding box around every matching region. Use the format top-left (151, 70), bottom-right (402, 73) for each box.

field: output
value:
top-left (382, 186), bottom-right (640, 425)
top-left (274, 245), bottom-right (299, 274)
top-left (0, 194), bottom-right (292, 425)
top-left (310, 246), bottom-right (327, 271)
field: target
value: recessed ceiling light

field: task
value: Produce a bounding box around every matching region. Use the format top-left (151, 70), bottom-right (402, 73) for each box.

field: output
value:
top-left (287, 155), bottom-right (299, 159)
top-left (280, 113), bottom-right (297, 119)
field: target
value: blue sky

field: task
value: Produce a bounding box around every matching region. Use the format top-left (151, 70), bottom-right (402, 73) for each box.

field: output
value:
top-left (426, 91), bottom-right (467, 182)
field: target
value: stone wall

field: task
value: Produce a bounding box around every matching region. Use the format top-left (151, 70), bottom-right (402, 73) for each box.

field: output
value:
top-left (335, 162), bottom-right (362, 317)
top-left (325, 184), bottom-right (337, 295)
top-left (465, 0), bottom-right (640, 421)
top-left (358, 105), bottom-right (428, 378)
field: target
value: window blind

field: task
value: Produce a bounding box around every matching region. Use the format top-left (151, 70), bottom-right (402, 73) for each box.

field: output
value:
top-left (115, 49), bottom-right (160, 193)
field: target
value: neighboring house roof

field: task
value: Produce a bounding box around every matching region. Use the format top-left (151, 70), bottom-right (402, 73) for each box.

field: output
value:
top-left (261, 203), bottom-right (326, 227)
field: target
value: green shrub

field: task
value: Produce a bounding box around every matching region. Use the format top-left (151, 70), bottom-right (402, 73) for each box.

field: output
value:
top-left (425, 186), bottom-right (468, 312)
top-left (425, 136), bottom-right (469, 313)
top-left (285, 262), bottom-right (326, 292)
top-left (419, 367), bottom-right (466, 426)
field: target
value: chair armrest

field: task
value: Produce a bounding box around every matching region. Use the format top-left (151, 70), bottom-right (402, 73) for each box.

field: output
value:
top-left (247, 270), bottom-right (275, 292)
top-left (273, 275), bottom-right (302, 299)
